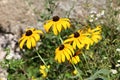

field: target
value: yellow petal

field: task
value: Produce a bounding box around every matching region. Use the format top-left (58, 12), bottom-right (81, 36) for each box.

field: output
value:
top-left (86, 44), bottom-right (90, 50)
top-left (31, 37), bottom-right (36, 47)
top-left (53, 23), bottom-right (58, 35)
top-left (65, 48), bottom-right (72, 57)
top-left (18, 34), bottom-right (26, 42)
top-left (32, 34), bottom-right (40, 41)
top-left (64, 38), bottom-right (74, 43)
top-left (44, 21), bottom-right (53, 32)
top-left (84, 37), bottom-right (93, 45)
top-left (19, 37), bottom-right (28, 49)
top-left (61, 22), bottom-right (67, 29)
top-left (67, 45), bottom-right (74, 55)
top-left (73, 58), bottom-right (77, 64)
top-left (61, 52), bottom-right (65, 62)
top-left (55, 47), bottom-right (59, 53)
top-left (42, 73), bottom-right (47, 77)
top-left (26, 38), bottom-right (32, 49)
top-left (39, 70), bottom-right (43, 73)
top-left (58, 55), bottom-right (62, 63)
top-left (63, 50), bottom-right (70, 60)
top-left (40, 65), bottom-right (46, 69)
top-left (69, 34), bottom-right (74, 37)
top-left (73, 40), bottom-right (77, 49)
top-left (73, 69), bottom-right (78, 75)
top-left (34, 30), bottom-right (43, 34)
top-left (55, 52), bottom-right (61, 63)
top-left (65, 21), bottom-right (70, 28)
top-left (56, 23), bottom-right (62, 33)
top-left (76, 56), bottom-right (80, 62)
top-left (92, 35), bottom-right (102, 43)
top-left (76, 39), bottom-right (84, 49)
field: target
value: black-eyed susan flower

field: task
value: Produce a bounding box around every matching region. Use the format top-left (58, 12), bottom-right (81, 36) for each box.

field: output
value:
top-left (69, 50), bottom-right (81, 64)
top-left (64, 30), bottom-right (89, 49)
top-left (40, 65), bottom-right (50, 78)
top-left (44, 16), bottom-right (70, 35)
top-left (87, 25), bottom-right (102, 44)
top-left (84, 26), bottom-right (102, 49)
top-left (18, 28), bottom-right (43, 49)
top-left (55, 44), bottom-right (74, 63)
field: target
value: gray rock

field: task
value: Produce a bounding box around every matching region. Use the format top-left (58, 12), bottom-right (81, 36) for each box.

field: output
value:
top-left (0, 0), bottom-right (37, 37)
top-left (53, 0), bottom-right (106, 20)
top-left (0, 67), bottom-right (7, 80)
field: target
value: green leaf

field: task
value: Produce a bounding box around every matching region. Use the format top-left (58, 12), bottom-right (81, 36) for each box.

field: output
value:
top-left (85, 69), bottom-right (110, 80)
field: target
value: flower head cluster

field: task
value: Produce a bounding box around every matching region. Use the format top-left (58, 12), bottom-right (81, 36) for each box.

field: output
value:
top-left (55, 25), bottom-right (102, 64)
top-left (44, 16), bottom-right (71, 35)
top-left (17, 15), bottom-right (103, 79)
top-left (39, 65), bottom-right (50, 78)
top-left (18, 28), bottom-right (43, 49)
top-left (43, 16), bottom-right (103, 64)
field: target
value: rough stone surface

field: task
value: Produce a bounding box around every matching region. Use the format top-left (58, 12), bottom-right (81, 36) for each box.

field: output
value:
top-left (53, 0), bottom-right (107, 22)
top-left (0, 67), bottom-right (7, 80)
top-left (0, 0), bottom-right (37, 37)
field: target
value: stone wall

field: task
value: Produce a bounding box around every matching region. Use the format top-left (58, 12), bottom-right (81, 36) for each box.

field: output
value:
top-left (0, 0), bottom-right (37, 37)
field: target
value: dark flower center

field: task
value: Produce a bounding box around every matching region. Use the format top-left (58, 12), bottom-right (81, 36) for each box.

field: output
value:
top-left (59, 45), bottom-right (65, 50)
top-left (74, 32), bottom-right (80, 38)
top-left (25, 30), bottom-right (32, 36)
top-left (53, 16), bottom-right (60, 22)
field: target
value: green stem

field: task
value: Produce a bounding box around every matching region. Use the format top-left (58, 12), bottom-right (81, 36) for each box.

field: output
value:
top-left (35, 49), bottom-right (47, 67)
top-left (82, 53), bottom-right (90, 70)
top-left (58, 34), bottom-right (63, 44)
top-left (72, 64), bottom-right (83, 80)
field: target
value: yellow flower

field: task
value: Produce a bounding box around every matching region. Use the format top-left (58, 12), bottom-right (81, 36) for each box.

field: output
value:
top-left (55, 44), bottom-right (74, 63)
top-left (88, 26), bottom-right (102, 43)
top-left (69, 50), bottom-right (81, 64)
top-left (40, 65), bottom-right (50, 78)
top-left (85, 25), bottom-right (102, 49)
top-left (18, 28), bottom-right (43, 49)
top-left (73, 69), bottom-right (78, 75)
top-left (64, 30), bottom-right (89, 49)
top-left (44, 16), bottom-right (70, 35)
